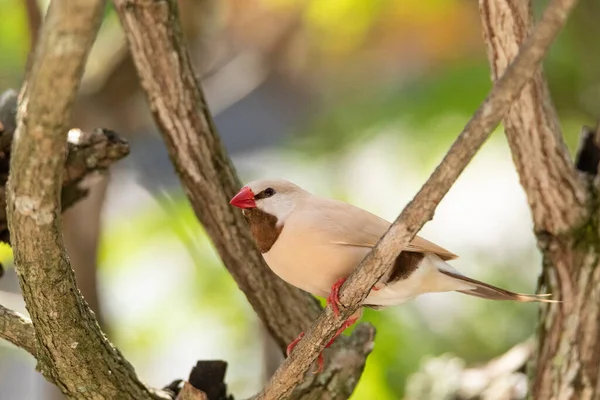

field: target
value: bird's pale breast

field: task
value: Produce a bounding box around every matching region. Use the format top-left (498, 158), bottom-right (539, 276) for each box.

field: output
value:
top-left (263, 217), bottom-right (370, 298)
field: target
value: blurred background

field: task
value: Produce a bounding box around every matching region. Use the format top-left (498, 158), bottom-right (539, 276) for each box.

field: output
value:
top-left (0, 0), bottom-right (598, 399)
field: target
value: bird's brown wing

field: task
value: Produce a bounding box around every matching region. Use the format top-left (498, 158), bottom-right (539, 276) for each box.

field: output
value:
top-left (310, 196), bottom-right (458, 260)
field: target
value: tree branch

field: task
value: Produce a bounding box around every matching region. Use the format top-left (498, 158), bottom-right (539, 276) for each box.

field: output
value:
top-left (0, 89), bottom-right (131, 243)
top-left (111, 0), bottom-right (322, 346)
top-left (23, 0), bottom-right (42, 51)
top-left (113, 1), bottom-right (375, 397)
top-left (479, 0), bottom-right (588, 235)
top-left (254, 0), bottom-right (577, 398)
top-left (0, 304), bottom-right (36, 357)
top-left (6, 1), bottom-right (168, 398)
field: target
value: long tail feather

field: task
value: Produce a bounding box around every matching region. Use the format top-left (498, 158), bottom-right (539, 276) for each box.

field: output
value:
top-left (438, 269), bottom-right (559, 303)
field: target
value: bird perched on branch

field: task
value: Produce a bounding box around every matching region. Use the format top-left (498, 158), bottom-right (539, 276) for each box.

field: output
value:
top-left (230, 179), bottom-right (555, 372)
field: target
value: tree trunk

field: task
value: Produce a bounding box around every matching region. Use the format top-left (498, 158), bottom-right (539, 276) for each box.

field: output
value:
top-left (479, 1), bottom-right (600, 398)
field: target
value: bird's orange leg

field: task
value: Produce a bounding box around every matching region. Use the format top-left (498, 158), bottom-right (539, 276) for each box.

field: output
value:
top-left (314, 315), bottom-right (360, 372)
top-left (286, 331), bottom-right (305, 356)
top-left (327, 278), bottom-right (346, 317)
top-left (286, 316), bottom-right (360, 373)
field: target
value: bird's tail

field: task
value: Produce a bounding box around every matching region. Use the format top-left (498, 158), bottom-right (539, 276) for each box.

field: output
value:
top-left (437, 269), bottom-right (558, 303)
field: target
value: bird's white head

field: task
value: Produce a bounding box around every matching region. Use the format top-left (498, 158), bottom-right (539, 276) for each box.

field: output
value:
top-left (229, 179), bottom-right (308, 222)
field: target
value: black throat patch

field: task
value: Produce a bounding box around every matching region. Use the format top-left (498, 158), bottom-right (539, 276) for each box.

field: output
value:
top-left (242, 208), bottom-right (283, 253)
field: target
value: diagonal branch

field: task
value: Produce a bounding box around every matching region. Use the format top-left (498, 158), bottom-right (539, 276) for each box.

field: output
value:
top-left (0, 304), bottom-right (36, 357)
top-left (113, 1), bottom-right (375, 396)
top-left (111, 0), bottom-right (322, 347)
top-left (255, 0), bottom-right (578, 397)
top-left (479, 0), bottom-right (587, 235)
top-left (6, 1), bottom-right (168, 398)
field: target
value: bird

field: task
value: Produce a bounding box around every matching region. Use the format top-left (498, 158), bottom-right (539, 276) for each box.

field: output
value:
top-left (229, 178), bottom-right (555, 371)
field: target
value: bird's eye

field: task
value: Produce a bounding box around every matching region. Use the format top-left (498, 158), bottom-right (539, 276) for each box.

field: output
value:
top-left (264, 188), bottom-right (275, 197)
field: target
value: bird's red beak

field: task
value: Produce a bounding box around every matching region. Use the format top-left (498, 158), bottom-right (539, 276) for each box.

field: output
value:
top-left (230, 186), bottom-right (256, 209)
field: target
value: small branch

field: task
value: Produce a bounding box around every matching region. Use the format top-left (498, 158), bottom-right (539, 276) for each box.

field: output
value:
top-left (0, 93), bottom-right (130, 243)
top-left (479, 0), bottom-right (587, 235)
top-left (254, 0), bottom-right (578, 397)
top-left (6, 1), bottom-right (168, 398)
top-left (0, 304), bottom-right (36, 357)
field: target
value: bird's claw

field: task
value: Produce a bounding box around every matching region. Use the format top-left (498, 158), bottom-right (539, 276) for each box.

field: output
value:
top-left (286, 331), bottom-right (305, 356)
top-left (327, 278), bottom-right (346, 317)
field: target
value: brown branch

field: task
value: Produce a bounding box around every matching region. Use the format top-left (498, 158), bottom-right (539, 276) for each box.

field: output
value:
top-left (6, 1), bottom-right (168, 398)
top-left (253, 0), bottom-right (577, 398)
top-left (479, 0), bottom-right (587, 235)
top-left (0, 304), bottom-right (36, 357)
top-left (113, 1), bottom-right (375, 396)
top-left (0, 91), bottom-right (130, 243)
top-left (111, 0), bottom-right (322, 347)
top-left (24, 0), bottom-right (42, 51)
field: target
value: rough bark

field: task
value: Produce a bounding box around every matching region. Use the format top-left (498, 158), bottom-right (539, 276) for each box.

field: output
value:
top-left (0, 90), bottom-right (130, 245)
top-left (479, 0), bottom-right (587, 234)
top-left (0, 304), bottom-right (36, 357)
top-left (253, 0), bottom-right (580, 397)
top-left (479, 1), bottom-right (600, 399)
top-left (0, 96), bottom-right (129, 362)
top-left (5, 1), bottom-right (168, 398)
top-left (110, 0), bottom-right (323, 347)
top-left (112, 1), bottom-right (375, 398)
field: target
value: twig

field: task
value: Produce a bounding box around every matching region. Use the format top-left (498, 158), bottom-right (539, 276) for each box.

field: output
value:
top-left (6, 1), bottom-right (168, 398)
top-left (479, 0), bottom-right (587, 235)
top-left (0, 304), bottom-right (36, 357)
top-left (254, 0), bottom-right (578, 398)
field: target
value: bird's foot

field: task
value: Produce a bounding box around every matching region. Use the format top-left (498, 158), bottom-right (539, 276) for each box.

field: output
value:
top-left (286, 331), bottom-right (305, 356)
top-left (371, 282), bottom-right (384, 292)
top-left (287, 332), bottom-right (326, 374)
top-left (287, 315), bottom-right (360, 374)
top-left (313, 315), bottom-right (360, 374)
top-left (327, 278), bottom-right (346, 317)
top-left (326, 315), bottom-right (359, 347)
